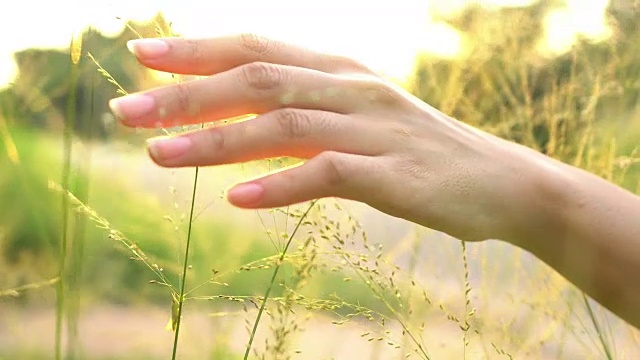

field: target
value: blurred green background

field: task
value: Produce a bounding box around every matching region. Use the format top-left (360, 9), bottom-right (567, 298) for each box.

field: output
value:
top-left (1, 1), bottom-right (639, 359)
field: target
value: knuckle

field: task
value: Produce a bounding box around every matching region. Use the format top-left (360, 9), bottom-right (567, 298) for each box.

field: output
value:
top-left (393, 155), bottom-right (428, 180)
top-left (328, 54), bottom-right (369, 73)
top-left (238, 33), bottom-right (279, 56)
top-left (356, 78), bottom-right (402, 108)
top-left (388, 123), bottom-right (418, 141)
top-left (274, 109), bottom-right (313, 140)
top-left (201, 127), bottom-right (224, 152)
top-left (184, 39), bottom-right (204, 65)
top-left (169, 82), bottom-right (195, 115)
top-left (316, 152), bottom-right (350, 187)
top-left (240, 62), bottom-right (287, 90)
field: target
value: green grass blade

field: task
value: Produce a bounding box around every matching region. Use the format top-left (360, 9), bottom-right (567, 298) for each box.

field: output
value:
top-left (171, 164), bottom-right (200, 360)
top-left (582, 292), bottom-right (613, 360)
top-left (56, 33), bottom-right (82, 360)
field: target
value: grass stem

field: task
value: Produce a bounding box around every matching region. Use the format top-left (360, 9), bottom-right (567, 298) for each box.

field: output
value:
top-left (243, 200), bottom-right (318, 360)
top-left (170, 164), bottom-right (200, 360)
top-left (56, 33), bottom-right (81, 360)
top-left (582, 292), bottom-right (613, 360)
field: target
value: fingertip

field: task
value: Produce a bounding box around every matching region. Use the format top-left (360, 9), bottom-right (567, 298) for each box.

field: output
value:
top-left (108, 94), bottom-right (156, 126)
top-left (227, 183), bottom-right (265, 208)
top-left (127, 38), bottom-right (170, 60)
top-left (146, 136), bottom-right (192, 164)
top-left (108, 97), bottom-right (124, 121)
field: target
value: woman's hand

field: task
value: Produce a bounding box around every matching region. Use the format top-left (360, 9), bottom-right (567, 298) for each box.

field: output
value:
top-left (108, 34), bottom-right (553, 244)
top-left (110, 34), bottom-right (640, 328)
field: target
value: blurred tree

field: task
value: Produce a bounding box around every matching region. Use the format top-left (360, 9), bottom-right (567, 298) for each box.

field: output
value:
top-left (7, 13), bottom-right (172, 140)
top-left (0, 12), bottom-right (175, 284)
top-left (410, 0), bottom-right (640, 174)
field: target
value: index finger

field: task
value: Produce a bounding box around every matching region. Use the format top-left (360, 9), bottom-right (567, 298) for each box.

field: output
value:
top-left (127, 33), bottom-right (371, 76)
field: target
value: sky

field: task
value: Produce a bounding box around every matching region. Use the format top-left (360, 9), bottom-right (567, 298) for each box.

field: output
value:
top-left (0, 0), bottom-right (611, 88)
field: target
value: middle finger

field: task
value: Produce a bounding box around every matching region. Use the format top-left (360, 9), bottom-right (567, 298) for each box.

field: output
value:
top-left (109, 62), bottom-right (390, 128)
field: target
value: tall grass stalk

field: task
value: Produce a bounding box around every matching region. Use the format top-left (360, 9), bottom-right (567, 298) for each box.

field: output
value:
top-left (582, 285), bottom-right (614, 359)
top-left (170, 164), bottom-right (200, 360)
top-left (461, 240), bottom-right (474, 359)
top-left (56, 32), bottom-right (82, 360)
top-left (49, 180), bottom-right (174, 287)
top-left (243, 200), bottom-right (318, 360)
top-left (66, 32), bottom-right (94, 359)
top-left (164, 16), bottom-right (199, 354)
top-left (341, 251), bottom-right (431, 359)
top-left (399, 226), bottom-right (424, 356)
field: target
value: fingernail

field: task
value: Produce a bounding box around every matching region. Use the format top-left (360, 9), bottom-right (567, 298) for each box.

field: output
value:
top-left (127, 39), bottom-right (170, 59)
top-left (228, 183), bottom-right (264, 206)
top-left (109, 94), bottom-right (156, 121)
top-left (147, 136), bottom-right (192, 161)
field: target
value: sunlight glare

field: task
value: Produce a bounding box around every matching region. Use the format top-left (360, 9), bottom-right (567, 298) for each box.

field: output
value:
top-left (541, 0), bottom-right (612, 55)
top-left (430, 0), bottom-right (537, 16)
top-left (0, 0), bottom-right (614, 88)
top-left (159, 0), bottom-right (441, 81)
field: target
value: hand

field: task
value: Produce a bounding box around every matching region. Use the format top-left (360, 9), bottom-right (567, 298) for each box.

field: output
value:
top-left (109, 34), bottom-right (554, 244)
top-left (110, 33), bottom-right (640, 329)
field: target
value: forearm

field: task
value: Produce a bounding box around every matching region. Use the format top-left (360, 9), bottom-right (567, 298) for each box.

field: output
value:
top-left (517, 155), bottom-right (640, 328)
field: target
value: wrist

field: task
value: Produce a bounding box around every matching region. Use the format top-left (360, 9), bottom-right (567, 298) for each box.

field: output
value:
top-left (496, 144), bottom-right (576, 251)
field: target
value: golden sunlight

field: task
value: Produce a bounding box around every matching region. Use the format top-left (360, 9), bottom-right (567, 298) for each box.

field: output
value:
top-left (0, 0), bottom-right (613, 88)
top-left (158, 0), bottom-right (464, 81)
top-left (540, 0), bottom-right (612, 54)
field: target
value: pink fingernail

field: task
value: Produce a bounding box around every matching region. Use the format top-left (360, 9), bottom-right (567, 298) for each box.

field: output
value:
top-left (127, 39), bottom-right (170, 59)
top-left (228, 183), bottom-right (264, 206)
top-left (109, 94), bottom-right (156, 121)
top-left (147, 136), bottom-right (192, 161)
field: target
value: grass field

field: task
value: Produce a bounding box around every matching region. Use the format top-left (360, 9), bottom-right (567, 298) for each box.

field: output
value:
top-left (1, 2), bottom-right (640, 359)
